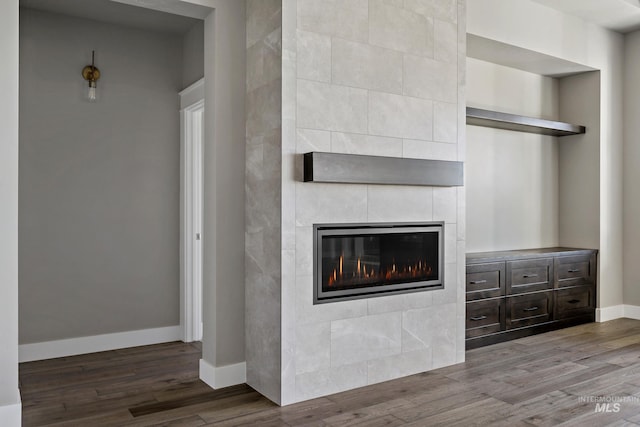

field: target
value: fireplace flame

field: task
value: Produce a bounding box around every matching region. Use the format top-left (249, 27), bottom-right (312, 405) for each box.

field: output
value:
top-left (326, 254), bottom-right (433, 287)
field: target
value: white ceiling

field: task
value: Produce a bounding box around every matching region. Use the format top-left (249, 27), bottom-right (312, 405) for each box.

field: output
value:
top-left (20, 0), bottom-right (204, 35)
top-left (532, 0), bottom-right (640, 33)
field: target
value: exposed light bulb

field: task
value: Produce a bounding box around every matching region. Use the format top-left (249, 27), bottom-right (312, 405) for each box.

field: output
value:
top-left (82, 51), bottom-right (100, 103)
top-left (87, 81), bottom-right (97, 102)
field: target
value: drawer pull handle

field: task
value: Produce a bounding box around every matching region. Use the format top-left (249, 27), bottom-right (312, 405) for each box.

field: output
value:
top-left (523, 274), bottom-right (538, 278)
top-left (470, 316), bottom-right (487, 321)
top-left (567, 269), bottom-right (580, 273)
top-left (568, 299), bottom-right (581, 304)
top-left (470, 280), bottom-right (487, 285)
top-left (523, 306), bottom-right (539, 312)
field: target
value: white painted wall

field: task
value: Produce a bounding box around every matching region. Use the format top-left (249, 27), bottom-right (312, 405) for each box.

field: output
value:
top-left (0, 0), bottom-right (21, 423)
top-left (623, 30), bottom-right (640, 306)
top-left (468, 0), bottom-right (625, 309)
top-left (466, 58), bottom-right (559, 252)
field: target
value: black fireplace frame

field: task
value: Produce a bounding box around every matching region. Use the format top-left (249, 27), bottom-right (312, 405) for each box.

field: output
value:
top-left (313, 222), bottom-right (444, 304)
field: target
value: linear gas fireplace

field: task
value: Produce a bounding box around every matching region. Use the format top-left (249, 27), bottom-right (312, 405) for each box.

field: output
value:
top-left (313, 222), bottom-right (444, 304)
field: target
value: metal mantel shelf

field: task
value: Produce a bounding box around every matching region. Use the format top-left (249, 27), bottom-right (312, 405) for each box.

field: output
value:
top-left (303, 152), bottom-right (463, 187)
top-left (466, 107), bottom-right (586, 137)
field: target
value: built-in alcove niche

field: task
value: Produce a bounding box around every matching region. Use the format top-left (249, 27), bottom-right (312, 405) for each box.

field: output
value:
top-left (465, 35), bottom-right (601, 254)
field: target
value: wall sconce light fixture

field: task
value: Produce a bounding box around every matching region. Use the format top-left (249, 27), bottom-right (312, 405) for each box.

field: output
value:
top-left (82, 50), bottom-right (101, 102)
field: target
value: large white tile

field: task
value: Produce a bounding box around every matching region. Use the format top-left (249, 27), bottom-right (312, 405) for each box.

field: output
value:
top-left (404, 0), bottom-right (458, 24)
top-left (297, 30), bottom-right (331, 83)
top-left (402, 308), bottom-right (434, 352)
top-left (444, 223), bottom-right (457, 263)
top-left (331, 132), bottom-right (403, 157)
top-left (456, 187), bottom-right (466, 241)
top-left (430, 302), bottom-right (458, 369)
top-left (403, 55), bottom-right (457, 103)
top-left (403, 139), bottom-right (457, 161)
top-left (332, 38), bottom-right (403, 94)
top-left (295, 362), bottom-right (368, 402)
top-left (295, 275), bottom-right (368, 325)
top-left (367, 291), bottom-right (434, 315)
top-left (281, 165), bottom-right (296, 252)
top-left (297, 0), bottom-right (368, 42)
top-left (247, 0), bottom-right (282, 48)
top-left (295, 182), bottom-right (368, 226)
top-left (331, 313), bottom-right (402, 366)
top-left (432, 263), bottom-right (458, 305)
top-left (297, 79), bottom-right (368, 134)
top-left (281, 248), bottom-right (297, 403)
top-left (295, 226), bottom-right (313, 277)
top-left (434, 101), bottom-right (458, 143)
top-left (369, 91), bottom-right (433, 140)
top-left (369, 0), bottom-right (433, 57)
top-left (433, 186), bottom-right (457, 223)
top-left (367, 294), bottom-right (407, 315)
top-left (247, 27), bottom-right (282, 93)
top-left (367, 349), bottom-right (432, 385)
top-left (434, 19), bottom-right (457, 64)
top-left (295, 321), bottom-right (331, 374)
top-left (246, 81), bottom-right (282, 138)
top-left (367, 185), bottom-right (433, 222)
top-left (297, 128), bottom-right (331, 154)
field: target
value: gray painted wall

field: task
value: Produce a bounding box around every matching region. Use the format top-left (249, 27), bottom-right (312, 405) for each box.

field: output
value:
top-left (624, 31), bottom-right (640, 306)
top-left (0, 0), bottom-right (20, 415)
top-left (201, 0), bottom-right (246, 369)
top-left (19, 8), bottom-right (183, 344)
top-left (182, 20), bottom-right (204, 89)
top-left (558, 73), bottom-right (601, 249)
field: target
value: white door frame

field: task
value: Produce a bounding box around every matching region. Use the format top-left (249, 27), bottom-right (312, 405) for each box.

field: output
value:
top-left (180, 78), bottom-right (204, 342)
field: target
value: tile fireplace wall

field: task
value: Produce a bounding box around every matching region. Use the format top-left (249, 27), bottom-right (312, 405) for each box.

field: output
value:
top-left (246, 0), bottom-right (466, 405)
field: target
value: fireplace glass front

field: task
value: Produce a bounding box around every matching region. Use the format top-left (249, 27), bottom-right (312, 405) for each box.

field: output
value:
top-left (314, 222), bottom-right (443, 303)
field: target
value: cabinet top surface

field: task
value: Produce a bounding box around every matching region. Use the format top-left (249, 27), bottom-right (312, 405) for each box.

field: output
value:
top-left (466, 247), bottom-right (598, 264)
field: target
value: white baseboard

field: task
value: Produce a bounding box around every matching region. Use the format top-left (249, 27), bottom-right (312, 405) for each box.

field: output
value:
top-left (19, 325), bottom-right (181, 362)
top-left (0, 390), bottom-right (21, 427)
top-left (623, 304), bottom-right (640, 320)
top-left (596, 305), bottom-right (625, 322)
top-left (596, 305), bottom-right (640, 322)
top-left (199, 359), bottom-right (246, 389)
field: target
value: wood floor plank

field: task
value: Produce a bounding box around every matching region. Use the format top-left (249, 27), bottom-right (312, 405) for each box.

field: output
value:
top-left (21, 319), bottom-right (640, 427)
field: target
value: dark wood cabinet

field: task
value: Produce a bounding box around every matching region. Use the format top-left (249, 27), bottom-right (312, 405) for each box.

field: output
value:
top-left (466, 261), bottom-right (505, 301)
top-left (506, 291), bottom-right (553, 329)
top-left (466, 247), bottom-right (597, 349)
top-left (507, 258), bottom-right (553, 294)
top-left (466, 298), bottom-right (505, 338)
top-left (555, 285), bottom-right (595, 320)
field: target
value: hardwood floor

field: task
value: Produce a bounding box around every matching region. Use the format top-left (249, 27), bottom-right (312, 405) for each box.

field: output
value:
top-left (20, 318), bottom-right (640, 426)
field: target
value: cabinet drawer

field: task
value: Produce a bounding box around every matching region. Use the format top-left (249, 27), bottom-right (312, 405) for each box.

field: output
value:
top-left (466, 262), bottom-right (506, 301)
top-left (555, 253), bottom-right (596, 289)
top-left (466, 299), bottom-right (505, 338)
top-left (555, 285), bottom-right (595, 320)
top-left (507, 258), bottom-right (553, 295)
top-left (506, 291), bottom-right (553, 329)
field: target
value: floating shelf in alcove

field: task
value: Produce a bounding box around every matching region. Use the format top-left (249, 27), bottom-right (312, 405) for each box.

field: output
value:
top-left (466, 107), bottom-right (586, 137)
